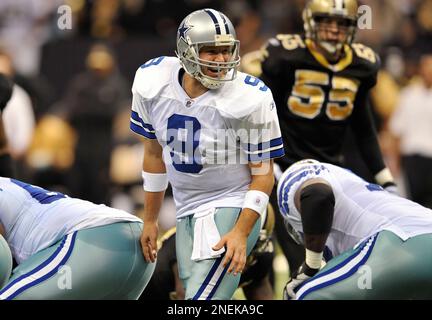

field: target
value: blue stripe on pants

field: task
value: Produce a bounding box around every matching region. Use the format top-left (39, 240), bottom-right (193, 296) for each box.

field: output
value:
top-left (296, 234), bottom-right (378, 300)
top-left (192, 257), bottom-right (223, 300)
top-left (0, 232), bottom-right (77, 300)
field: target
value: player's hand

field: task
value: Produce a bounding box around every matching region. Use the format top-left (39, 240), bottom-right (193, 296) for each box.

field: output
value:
top-left (212, 228), bottom-right (248, 276)
top-left (283, 263), bottom-right (320, 300)
top-left (141, 221), bottom-right (159, 263)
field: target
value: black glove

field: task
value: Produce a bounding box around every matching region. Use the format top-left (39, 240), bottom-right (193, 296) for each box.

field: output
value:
top-left (0, 73), bottom-right (13, 112)
top-left (283, 262), bottom-right (320, 300)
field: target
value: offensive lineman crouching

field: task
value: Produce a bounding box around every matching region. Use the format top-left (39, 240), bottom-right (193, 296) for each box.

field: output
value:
top-left (278, 160), bottom-right (432, 299)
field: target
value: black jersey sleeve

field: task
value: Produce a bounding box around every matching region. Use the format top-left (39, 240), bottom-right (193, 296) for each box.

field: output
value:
top-left (349, 43), bottom-right (386, 176)
top-left (350, 85), bottom-right (386, 176)
top-left (260, 34), bottom-right (304, 120)
top-left (261, 38), bottom-right (284, 77)
top-left (0, 73), bottom-right (13, 112)
top-left (363, 57), bottom-right (380, 90)
top-left (351, 43), bottom-right (381, 90)
top-left (260, 37), bottom-right (287, 96)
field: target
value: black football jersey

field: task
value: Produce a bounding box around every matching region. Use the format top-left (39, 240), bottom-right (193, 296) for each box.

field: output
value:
top-left (260, 34), bottom-right (381, 171)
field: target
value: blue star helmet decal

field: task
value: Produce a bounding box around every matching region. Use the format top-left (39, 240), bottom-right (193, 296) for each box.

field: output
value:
top-left (178, 21), bottom-right (192, 42)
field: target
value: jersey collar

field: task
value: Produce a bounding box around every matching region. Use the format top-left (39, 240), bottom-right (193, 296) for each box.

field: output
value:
top-left (305, 39), bottom-right (353, 72)
top-left (171, 60), bottom-right (212, 104)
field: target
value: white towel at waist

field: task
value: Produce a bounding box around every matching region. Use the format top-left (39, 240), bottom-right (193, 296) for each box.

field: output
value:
top-left (191, 208), bottom-right (225, 261)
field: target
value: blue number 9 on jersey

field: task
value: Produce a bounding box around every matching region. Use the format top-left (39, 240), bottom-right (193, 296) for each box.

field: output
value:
top-left (140, 56), bottom-right (165, 69)
top-left (244, 75), bottom-right (269, 92)
top-left (166, 114), bottom-right (203, 174)
top-left (366, 183), bottom-right (384, 192)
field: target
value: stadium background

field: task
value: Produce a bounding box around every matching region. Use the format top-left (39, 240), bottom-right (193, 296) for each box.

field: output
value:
top-left (1, 0), bottom-right (432, 299)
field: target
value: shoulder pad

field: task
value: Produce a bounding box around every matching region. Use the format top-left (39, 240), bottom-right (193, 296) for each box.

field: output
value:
top-left (261, 34), bottom-right (307, 77)
top-left (216, 71), bottom-right (274, 119)
top-left (240, 49), bottom-right (266, 77)
top-left (132, 56), bottom-right (179, 99)
top-left (351, 43), bottom-right (381, 71)
top-left (267, 34), bottom-right (306, 52)
top-left (240, 35), bottom-right (305, 77)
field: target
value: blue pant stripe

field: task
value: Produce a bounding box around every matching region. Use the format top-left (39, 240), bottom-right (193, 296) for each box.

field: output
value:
top-left (192, 257), bottom-right (222, 300)
top-left (206, 264), bottom-right (229, 300)
top-left (0, 232), bottom-right (77, 300)
top-left (297, 234), bottom-right (378, 300)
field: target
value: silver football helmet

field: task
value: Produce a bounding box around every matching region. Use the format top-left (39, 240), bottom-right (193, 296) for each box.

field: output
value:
top-left (175, 9), bottom-right (241, 90)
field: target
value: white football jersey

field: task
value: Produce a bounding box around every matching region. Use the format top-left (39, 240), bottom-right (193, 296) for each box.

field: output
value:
top-left (277, 162), bottom-right (432, 257)
top-left (0, 178), bottom-right (142, 264)
top-left (130, 56), bottom-right (284, 218)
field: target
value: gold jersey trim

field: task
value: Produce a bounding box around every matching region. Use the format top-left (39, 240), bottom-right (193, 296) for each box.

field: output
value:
top-left (306, 39), bottom-right (353, 72)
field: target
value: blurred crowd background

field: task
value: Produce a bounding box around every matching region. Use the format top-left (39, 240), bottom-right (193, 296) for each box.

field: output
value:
top-left (1, 0), bottom-right (432, 230)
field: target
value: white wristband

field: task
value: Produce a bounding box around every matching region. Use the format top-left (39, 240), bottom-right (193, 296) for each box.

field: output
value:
top-left (242, 190), bottom-right (269, 217)
top-left (305, 248), bottom-right (323, 269)
top-left (374, 168), bottom-right (394, 186)
top-left (142, 171), bottom-right (168, 192)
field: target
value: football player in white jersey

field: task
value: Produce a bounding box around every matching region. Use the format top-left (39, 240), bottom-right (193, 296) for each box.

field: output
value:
top-left (130, 9), bottom-right (284, 300)
top-left (277, 160), bottom-right (432, 299)
top-left (0, 177), bottom-right (155, 299)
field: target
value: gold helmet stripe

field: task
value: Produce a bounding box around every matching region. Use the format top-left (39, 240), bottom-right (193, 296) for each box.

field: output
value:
top-left (335, 0), bottom-right (344, 10)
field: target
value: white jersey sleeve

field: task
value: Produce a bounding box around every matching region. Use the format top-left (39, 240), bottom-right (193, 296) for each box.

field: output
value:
top-left (130, 56), bottom-right (174, 140)
top-left (130, 91), bottom-right (156, 140)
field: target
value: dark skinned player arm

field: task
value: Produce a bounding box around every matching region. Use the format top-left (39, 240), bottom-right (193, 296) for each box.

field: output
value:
top-left (284, 179), bottom-right (335, 299)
